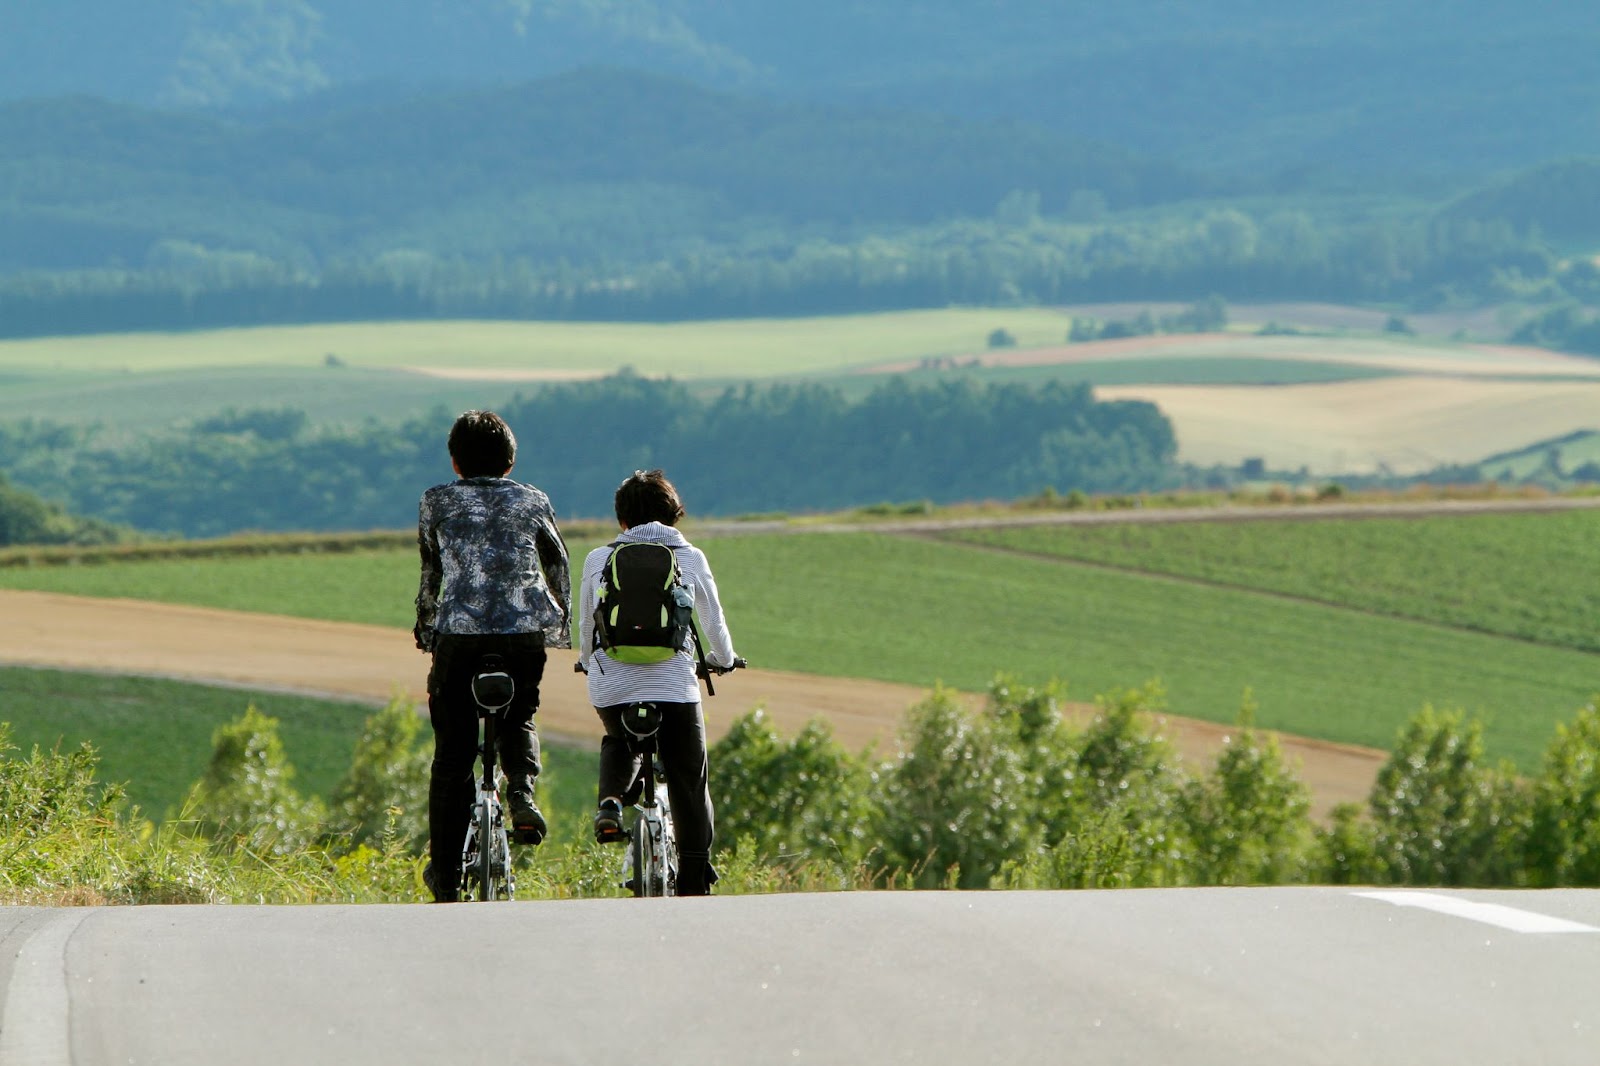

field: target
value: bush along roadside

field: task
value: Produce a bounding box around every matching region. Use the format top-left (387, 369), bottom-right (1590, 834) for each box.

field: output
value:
top-left (8, 682), bottom-right (1600, 904)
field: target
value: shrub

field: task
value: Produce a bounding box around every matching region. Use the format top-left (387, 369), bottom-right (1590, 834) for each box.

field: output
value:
top-left (326, 698), bottom-right (430, 851)
top-left (710, 709), bottom-right (874, 867)
top-left (1316, 803), bottom-right (1379, 884)
top-left (1527, 701), bottom-right (1600, 885)
top-left (1179, 696), bottom-right (1316, 885)
top-left (875, 687), bottom-right (1032, 887)
top-left (1367, 706), bottom-right (1529, 886)
top-left (183, 706), bottom-right (325, 855)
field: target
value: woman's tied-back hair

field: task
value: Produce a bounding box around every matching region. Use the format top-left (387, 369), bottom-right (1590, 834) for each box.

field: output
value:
top-left (448, 410), bottom-right (517, 478)
top-left (615, 469), bottom-right (686, 528)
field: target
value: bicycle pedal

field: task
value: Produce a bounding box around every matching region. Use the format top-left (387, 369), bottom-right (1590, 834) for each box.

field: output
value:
top-left (511, 826), bottom-right (545, 846)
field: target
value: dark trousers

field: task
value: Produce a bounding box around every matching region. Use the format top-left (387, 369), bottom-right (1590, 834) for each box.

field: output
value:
top-left (428, 634), bottom-right (546, 880)
top-left (596, 701), bottom-right (717, 895)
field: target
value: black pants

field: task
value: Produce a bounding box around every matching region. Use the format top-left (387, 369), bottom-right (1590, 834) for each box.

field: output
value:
top-left (428, 634), bottom-right (546, 881)
top-left (596, 701), bottom-right (717, 895)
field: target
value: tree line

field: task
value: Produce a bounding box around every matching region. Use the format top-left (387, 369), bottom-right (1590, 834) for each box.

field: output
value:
top-left (0, 373), bottom-right (1177, 538)
top-left (0, 210), bottom-right (1573, 340)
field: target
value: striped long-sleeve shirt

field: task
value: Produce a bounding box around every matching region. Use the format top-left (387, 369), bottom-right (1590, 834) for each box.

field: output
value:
top-left (578, 522), bottom-right (737, 707)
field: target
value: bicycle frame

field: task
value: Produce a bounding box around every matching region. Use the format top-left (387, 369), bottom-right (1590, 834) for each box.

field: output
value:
top-left (461, 664), bottom-right (516, 902)
top-left (620, 709), bottom-right (677, 898)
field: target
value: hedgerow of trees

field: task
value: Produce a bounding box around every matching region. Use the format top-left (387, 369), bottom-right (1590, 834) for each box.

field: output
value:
top-left (0, 472), bottom-right (131, 547)
top-left (0, 373), bottom-right (1178, 536)
top-left (0, 209), bottom-right (1572, 339)
top-left (10, 680), bottom-right (1600, 904)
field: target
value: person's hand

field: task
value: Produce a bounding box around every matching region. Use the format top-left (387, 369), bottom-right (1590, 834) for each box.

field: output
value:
top-left (413, 624), bottom-right (435, 652)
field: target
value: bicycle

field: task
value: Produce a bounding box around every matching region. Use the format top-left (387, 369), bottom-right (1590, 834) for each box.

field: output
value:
top-left (576, 656), bottom-right (744, 898)
top-left (458, 655), bottom-right (519, 902)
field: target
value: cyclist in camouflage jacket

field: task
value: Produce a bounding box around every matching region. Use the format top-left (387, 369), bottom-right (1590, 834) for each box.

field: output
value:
top-left (415, 410), bottom-right (571, 902)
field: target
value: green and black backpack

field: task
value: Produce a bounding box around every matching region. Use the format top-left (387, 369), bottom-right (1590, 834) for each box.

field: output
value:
top-left (591, 541), bottom-right (702, 666)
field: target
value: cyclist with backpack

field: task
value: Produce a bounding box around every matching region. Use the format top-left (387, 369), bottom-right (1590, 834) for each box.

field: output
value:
top-left (414, 410), bottom-right (571, 903)
top-left (578, 468), bottom-right (739, 897)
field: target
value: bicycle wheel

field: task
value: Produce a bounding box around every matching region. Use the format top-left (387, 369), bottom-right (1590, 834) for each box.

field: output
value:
top-left (629, 819), bottom-right (653, 898)
top-left (493, 805), bottom-right (515, 901)
top-left (459, 810), bottom-right (481, 901)
top-left (465, 801), bottom-right (495, 902)
top-left (657, 788), bottom-right (678, 897)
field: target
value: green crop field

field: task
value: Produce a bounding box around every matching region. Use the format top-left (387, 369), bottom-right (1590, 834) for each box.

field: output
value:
top-left (5, 522), bottom-right (1599, 769)
top-left (0, 666), bottom-right (598, 832)
top-left (935, 509), bottom-right (1600, 653)
top-left (0, 548), bottom-right (430, 627)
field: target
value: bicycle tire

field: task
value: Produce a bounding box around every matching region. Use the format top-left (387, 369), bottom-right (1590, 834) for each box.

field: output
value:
top-left (629, 820), bottom-right (652, 898)
top-left (474, 802), bottom-right (497, 901)
top-left (657, 782), bottom-right (678, 897)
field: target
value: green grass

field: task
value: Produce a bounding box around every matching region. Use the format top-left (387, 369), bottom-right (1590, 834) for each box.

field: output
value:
top-left (0, 667), bottom-right (369, 817)
top-left (0, 549), bottom-right (424, 626)
top-left (0, 666), bottom-right (598, 832)
top-left (6, 525), bottom-right (1598, 770)
top-left (935, 510), bottom-right (1600, 653)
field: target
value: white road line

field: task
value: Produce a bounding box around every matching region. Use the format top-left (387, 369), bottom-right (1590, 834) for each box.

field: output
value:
top-left (0, 911), bottom-right (91, 1066)
top-left (1355, 891), bottom-right (1600, 934)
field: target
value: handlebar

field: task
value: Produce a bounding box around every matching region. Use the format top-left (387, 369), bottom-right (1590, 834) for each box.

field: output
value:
top-left (574, 657), bottom-right (746, 677)
top-left (700, 657), bottom-right (748, 677)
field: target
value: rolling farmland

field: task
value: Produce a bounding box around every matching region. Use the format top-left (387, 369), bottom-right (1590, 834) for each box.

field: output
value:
top-left (1, 308), bottom-right (1593, 477)
top-left (3, 505), bottom-right (1597, 770)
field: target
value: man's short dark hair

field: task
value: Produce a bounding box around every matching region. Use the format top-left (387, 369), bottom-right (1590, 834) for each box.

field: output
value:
top-left (448, 410), bottom-right (517, 478)
top-left (615, 469), bottom-right (685, 528)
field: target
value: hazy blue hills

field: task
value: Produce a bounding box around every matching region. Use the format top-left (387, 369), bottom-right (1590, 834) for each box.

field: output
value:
top-left (0, 69), bottom-right (1198, 272)
top-left (4, 1), bottom-right (1598, 175)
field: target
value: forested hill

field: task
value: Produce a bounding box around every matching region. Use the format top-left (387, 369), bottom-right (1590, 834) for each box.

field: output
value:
top-left (0, 375), bottom-right (1177, 538)
top-left (0, 70), bottom-right (1193, 273)
top-left (3, 1), bottom-right (1598, 173)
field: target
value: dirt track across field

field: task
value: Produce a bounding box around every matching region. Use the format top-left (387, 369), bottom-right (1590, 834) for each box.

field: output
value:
top-left (0, 589), bottom-right (1383, 818)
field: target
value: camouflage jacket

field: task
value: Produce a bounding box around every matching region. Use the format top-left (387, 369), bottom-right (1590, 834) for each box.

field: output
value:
top-left (414, 477), bottom-right (572, 647)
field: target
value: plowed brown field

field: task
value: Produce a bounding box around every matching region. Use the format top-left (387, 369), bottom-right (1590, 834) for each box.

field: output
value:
top-left (0, 589), bottom-right (1382, 818)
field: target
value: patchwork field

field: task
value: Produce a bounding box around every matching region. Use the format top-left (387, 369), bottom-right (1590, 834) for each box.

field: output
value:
top-left (1097, 375), bottom-right (1600, 474)
top-left (0, 308), bottom-right (1080, 380)
top-left (3, 503), bottom-right (1597, 796)
top-left (0, 588), bottom-right (1385, 822)
top-left (3, 306), bottom-right (1593, 477)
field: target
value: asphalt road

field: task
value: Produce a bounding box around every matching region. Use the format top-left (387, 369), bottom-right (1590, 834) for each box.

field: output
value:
top-left (2, 887), bottom-right (1598, 1065)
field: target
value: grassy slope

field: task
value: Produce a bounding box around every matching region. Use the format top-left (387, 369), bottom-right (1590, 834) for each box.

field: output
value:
top-left (938, 510), bottom-right (1600, 653)
top-left (3, 523), bottom-right (1597, 769)
top-left (702, 533), bottom-right (1597, 769)
top-left (0, 666), bottom-right (598, 833)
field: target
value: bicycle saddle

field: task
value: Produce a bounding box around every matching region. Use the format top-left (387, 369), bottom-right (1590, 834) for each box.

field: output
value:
top-left (621, 702), bottom-right (663, 740)
top-left (471, 655), bottom-right (516, 713)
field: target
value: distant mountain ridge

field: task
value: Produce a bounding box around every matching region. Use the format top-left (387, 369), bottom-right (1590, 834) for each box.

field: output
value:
top-left (0, 67), bottom-right (1198, 272)
top-left (4, 1), bottom-right (1598, 174)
